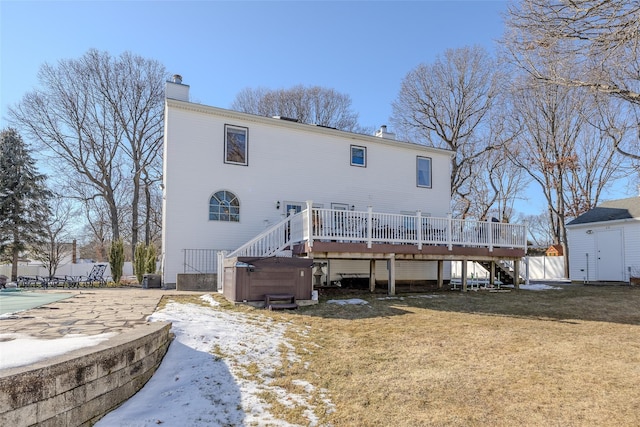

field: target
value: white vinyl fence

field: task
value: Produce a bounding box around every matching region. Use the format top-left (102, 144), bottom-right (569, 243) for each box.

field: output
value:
top-left (451, 256), bottom-right (566, 282)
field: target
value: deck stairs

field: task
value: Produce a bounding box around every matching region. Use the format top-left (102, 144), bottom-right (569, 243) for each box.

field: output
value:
top-left (477, 260), bottom-right (519, 285)
top-left (264, 293), bottom-right (298, 310)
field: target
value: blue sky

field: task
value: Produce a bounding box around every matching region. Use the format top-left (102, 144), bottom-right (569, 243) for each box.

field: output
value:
top-left (1, 0), bottom-right (507, 130)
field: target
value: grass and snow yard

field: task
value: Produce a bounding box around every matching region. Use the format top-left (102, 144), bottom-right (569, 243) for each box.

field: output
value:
top-left (98, 284), bottom-right (640, 426)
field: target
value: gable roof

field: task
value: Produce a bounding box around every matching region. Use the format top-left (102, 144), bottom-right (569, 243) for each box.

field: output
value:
top-left (545, 244), bottom-right (564, 255)
top-left (567, 197), bottom-right (640, 226)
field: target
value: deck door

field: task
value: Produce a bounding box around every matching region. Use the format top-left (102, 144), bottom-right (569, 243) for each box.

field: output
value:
top-left (596, 229), bottom-right (624, 281)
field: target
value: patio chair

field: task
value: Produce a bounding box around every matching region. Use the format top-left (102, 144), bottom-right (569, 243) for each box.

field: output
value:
top-left (17, 276), bottom-right (45, 288)
top-left (65, 264), bottom-right (108, 288)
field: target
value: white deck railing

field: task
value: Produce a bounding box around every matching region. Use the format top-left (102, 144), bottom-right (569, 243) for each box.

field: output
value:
top-left (228, 202), bottom-right (527, 259)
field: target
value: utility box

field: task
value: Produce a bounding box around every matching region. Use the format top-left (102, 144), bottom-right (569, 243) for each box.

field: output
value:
top-left (143, 274), bottom-right (162, 289)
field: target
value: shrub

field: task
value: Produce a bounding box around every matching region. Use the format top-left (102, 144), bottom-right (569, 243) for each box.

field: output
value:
top-left (134, 242), bottom-right (147, 284)
top-left (146, 244), bottom-right (157, 274)
top-left (108, 238), bottom-right (125, 284)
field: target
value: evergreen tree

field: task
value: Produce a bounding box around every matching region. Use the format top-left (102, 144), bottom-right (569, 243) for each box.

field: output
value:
top-left (108, 238), bottom-right (125, 285)
top-left (134, 242), bottom-right (146, 284)
top-left (145, 244), bottom-right (157, 274)
top-left (0, 128), bottom-right (52, 281)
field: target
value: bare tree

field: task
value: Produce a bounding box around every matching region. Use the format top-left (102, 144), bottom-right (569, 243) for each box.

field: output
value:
top-left (391, 46), bottom-right (502, 218)
top-left (231, 85), bottom-right (360, 132)
top-left (9, 49), bottom-right (166, 258)
top-left (564, 95), bottom-right (630, 218)
top-left (518, 212), bottom-right (555, 248)
top-left (504, 0), bottom-right (640, 159)
top-left (469, 141), bottom-right (530, 223)
top-left (507, 64), bottom-right (625, 275)
top-left (30, 196), bottom-right (77, 277)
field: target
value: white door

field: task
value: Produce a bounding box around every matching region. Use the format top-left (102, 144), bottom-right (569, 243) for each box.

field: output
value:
top-left (596, 229), bottom-right (624, 281)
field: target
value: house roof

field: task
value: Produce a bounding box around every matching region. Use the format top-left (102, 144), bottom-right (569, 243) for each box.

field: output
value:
top-left (567, 196), bottom-right (640, 226)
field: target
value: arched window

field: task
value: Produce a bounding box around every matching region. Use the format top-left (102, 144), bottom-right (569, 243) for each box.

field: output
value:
top-left (209, 190), bottom-right (240, 222)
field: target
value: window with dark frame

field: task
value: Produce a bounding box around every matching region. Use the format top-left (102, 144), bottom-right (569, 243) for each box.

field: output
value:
top-left (416, 156), bottom-right (432, 188)
top-left (350, 145), bottom-right (366, 167)
top-left (224, 125), bottom-right (248, 165)
top-left (209, 190), bottom-right (240, 222)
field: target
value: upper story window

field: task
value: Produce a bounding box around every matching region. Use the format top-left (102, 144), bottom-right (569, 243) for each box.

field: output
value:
top-left (209, 190), bottom-right (240, 222)
top-left (224, 125), bottom-right (248, 165)
top-left (417, 156), bottom-right (432, 188)
top-left (350, 145), bottom-right (366, 167)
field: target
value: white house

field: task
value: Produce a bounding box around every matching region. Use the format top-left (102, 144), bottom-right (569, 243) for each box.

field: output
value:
top-left (161, 76), bottom-right (527, 295)
top-left (566, 195), bottom-right (640, 282)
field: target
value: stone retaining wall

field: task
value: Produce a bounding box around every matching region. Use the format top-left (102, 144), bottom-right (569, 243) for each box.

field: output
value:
top-left (0, 322), bottom-right (172, 426)
top-left (176, 273), bottom-right (217, 291)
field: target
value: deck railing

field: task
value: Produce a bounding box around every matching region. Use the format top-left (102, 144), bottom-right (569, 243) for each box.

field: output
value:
top-left (228, 202), bottom-right (527, 259)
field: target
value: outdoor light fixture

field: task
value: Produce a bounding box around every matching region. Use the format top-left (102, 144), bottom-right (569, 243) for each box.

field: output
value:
top-left (586, 229), bottom-right (594, 234)
top-left (276, 201), bottom-right (280, 210)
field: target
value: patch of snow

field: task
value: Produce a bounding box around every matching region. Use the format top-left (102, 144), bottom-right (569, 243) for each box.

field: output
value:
top-left (326, 298), bottom-right (369, 305)
top-left (200, 293), bottom-right (220, 306)
top-left (0, 332), bottom-right (116, 370)
top-left (520, 283), bottom-right (563, 291)
top-left (96, 296), bottom-right (334, 426)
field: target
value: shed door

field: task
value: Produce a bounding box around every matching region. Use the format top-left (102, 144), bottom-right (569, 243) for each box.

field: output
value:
top-left (596, 229), bottom-right (624, 281)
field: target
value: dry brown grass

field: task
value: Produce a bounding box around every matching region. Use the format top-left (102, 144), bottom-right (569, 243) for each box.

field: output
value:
top-left (268, 284), bottom-right (640, 426)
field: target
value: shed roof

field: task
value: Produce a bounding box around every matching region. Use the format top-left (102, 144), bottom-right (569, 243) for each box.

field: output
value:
top-left (567, 196), bottom-right (640, 226)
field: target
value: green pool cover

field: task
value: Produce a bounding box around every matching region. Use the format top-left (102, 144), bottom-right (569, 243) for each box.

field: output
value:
top-left (0, 291), bottom-right (74, 315)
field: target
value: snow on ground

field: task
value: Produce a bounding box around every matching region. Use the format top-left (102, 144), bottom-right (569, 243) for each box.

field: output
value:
top-left (516, 283), bottom-right (563, 291)
top-left (96, 295), bottom-right (334, 427)
top-left (0, 332), bottom-right (116, 370)
top-left (326, 298), bottom-right (368, 305)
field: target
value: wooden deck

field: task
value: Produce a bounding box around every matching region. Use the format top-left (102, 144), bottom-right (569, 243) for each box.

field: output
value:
top-left (294, 241), bottom-right (525, 294)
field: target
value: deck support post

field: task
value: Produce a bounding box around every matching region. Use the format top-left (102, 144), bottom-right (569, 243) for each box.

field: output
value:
top-left (513, 259), bottom-right (520, 290)
top-left (489, 261), bottom-right (496, 287)
top-left (369, 259), bottom-right (376, 292)
top-left (387, 255), bottom-right (396, 295)
top-left (461, 259), bottom-right (468, 292)
top-left (437, 260), bottom-right (444, 289)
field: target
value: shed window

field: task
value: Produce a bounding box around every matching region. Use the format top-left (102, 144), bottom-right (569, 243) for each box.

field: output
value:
top-left (224, 125), bottom-right (248, 165)
top-left (209, 190), bottom-right (240, 222)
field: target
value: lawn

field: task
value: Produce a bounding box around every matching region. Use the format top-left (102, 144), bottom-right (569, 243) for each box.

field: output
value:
top-left (264, 284), bottom-right (640, 426)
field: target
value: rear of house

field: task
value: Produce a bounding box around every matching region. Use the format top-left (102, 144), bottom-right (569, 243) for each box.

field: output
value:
top-left (161, 77), bottom-right (455, 289)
